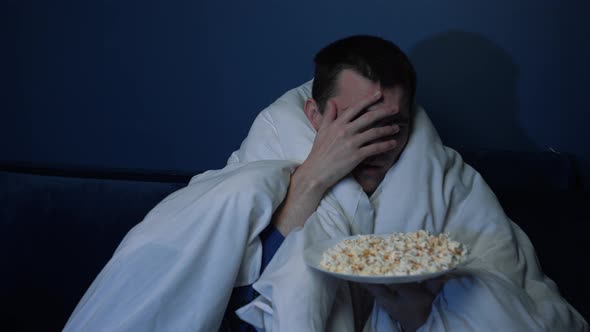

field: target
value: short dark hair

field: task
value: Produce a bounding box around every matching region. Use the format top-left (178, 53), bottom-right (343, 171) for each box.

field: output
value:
top-left (312, 35), bottom-right (417, 113)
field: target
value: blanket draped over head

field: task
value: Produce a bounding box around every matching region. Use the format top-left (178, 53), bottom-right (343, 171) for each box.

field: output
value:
top-left (64, 81), bottom-right (587, 332)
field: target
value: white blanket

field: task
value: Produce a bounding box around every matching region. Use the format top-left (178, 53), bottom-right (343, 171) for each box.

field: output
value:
top-left (63, 161), bottom-right (298, 331)
top-left (64, 80), bottom-right (587, 332)
top-left (229, 81), bottom-right (588, 331)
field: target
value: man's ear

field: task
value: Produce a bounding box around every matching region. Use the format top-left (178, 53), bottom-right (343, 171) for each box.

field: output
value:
top-left (304, 98), bottom-right (322, 131)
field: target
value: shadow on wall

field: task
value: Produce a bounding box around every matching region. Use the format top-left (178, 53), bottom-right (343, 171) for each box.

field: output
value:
top-left (410, 30), bottom-right (536, 152)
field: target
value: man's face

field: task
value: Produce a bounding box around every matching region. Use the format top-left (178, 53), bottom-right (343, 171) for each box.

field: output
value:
top-left (328, 69), bottom-right (411, 194)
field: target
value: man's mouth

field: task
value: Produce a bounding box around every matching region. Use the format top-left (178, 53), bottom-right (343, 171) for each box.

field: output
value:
top-left (361, 155), bottom-right (388, 168)
top-left (353, 163), bottom-right (384, 178)
top-left (357, 162), bottom-right (383, 169)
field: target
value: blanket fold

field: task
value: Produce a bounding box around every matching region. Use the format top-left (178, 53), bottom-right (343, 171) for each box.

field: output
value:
top-left (63, 161), bottom-right (297, 331)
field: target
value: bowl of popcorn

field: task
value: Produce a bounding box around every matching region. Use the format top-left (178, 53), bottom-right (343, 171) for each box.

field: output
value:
top-left (304, 230), bottom-right (470, 284)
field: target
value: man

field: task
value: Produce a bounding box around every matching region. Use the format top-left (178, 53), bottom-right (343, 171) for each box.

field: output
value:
top-left (221, 35), bottom-right (426, 330)
top-left (227, 35), bottom-right (587, 331)
top-left (65, 35), bottom-right (586, 331)
top-left (270, 36), bottom-right (435, 331)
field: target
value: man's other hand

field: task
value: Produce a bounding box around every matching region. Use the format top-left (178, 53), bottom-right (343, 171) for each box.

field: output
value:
top-left (363, 279), bottom-right (445, 332)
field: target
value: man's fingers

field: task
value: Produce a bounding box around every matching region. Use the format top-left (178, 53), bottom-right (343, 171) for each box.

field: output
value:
top-left (338, 90), bottom-right (382, 123)
top-left (359, 140), bottom-right (398, 159)
top-left (349, 106), bottom-right (397, 133)
top-left (354, 125), bottom-right (399, 147)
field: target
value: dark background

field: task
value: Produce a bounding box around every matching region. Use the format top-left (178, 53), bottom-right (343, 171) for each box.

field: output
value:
top-left (2, 0), bottom-right (589, 186)
top-left (1, 0), bottom-right (589, 328)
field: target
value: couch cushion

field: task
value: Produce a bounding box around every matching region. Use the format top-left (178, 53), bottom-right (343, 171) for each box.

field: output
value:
top-left (0, 170), bottom-right (187, 331)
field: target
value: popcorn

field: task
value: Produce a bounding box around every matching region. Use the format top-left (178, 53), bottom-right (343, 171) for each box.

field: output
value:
top-left (319, 230), bottom-right (468, 276)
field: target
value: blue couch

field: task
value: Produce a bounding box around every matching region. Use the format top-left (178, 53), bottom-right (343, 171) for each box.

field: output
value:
top-left (1, 150), bottom-right (588, 330)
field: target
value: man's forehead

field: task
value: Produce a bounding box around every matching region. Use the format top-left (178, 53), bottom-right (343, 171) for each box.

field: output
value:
top-left (333, 70), bottom-right (408, 106)
top-left (333, 86), bottom-right (409, 113)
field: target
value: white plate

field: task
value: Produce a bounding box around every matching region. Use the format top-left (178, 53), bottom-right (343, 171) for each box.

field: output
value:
top-left (303, 235), bottom-right (471, 284)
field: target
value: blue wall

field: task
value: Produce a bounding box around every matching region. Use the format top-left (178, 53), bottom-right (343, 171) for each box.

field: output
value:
top-left (2, 1), bottom-right (589, 184)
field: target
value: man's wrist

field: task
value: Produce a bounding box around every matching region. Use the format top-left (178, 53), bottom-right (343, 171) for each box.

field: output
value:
top-left (291, 164), bottom-right (329, 197)
top-left (271, 166), bottom-right (328, 237)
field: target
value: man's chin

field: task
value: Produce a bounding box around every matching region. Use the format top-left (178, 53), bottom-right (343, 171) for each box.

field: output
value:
top-left (352, 165), bottom-right (386, 195)
top-left (354, 163), bottom-right (387, 176)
